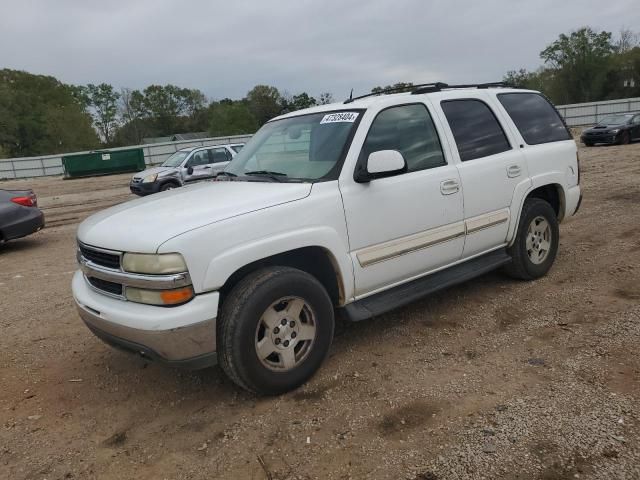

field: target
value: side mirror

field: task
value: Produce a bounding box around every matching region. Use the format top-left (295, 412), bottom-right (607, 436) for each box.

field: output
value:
top-left (186, 166), bottom-right (194, 175)
top-left (355, 150), bottom-right (407, 183)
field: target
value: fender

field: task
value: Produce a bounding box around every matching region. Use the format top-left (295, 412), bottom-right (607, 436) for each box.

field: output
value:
top-left (201, 226), bottom-right (354, 300)
top-left (507, 172), bottom-right (567, 246)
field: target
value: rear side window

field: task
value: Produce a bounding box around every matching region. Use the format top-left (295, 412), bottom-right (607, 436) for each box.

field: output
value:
top-left (441, 99), bottom-right (511, 161)
top-left (498, 93), bottom-right (571, 145)
top-left (359, 103), bottom-right (446, 173)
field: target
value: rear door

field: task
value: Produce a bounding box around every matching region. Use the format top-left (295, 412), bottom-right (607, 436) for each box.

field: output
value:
top-left (208, 146), bottom-right (233, 174)
top-left (437, 95), bottom-right (530, 258)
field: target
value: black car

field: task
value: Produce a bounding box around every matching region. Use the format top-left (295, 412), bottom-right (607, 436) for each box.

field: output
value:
top-left (581, 113), bottom-right (640, 146)
top-left (0, 189), bottom-right (45, 243)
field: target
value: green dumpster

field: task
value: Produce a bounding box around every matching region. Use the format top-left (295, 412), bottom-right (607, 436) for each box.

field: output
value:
top-left (62, 148), bottom-right (145, 178)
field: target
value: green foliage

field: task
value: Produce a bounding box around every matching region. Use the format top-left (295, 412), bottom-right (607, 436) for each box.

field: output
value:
top-left (0, 69), bottom-right (99, 158)
top-left (85, 83), bottom-right (120, 144)
top-left (245, 85), bottom-right (283, 125)
top-left (208, 101), bottom-right (259, 136)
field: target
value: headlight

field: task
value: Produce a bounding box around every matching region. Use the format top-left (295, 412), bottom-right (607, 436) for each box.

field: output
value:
top-left (142, 173), bottom-right (158, 183)
top-left (126, 286), bottom-right (194, 306)
top-left (122, 253), bottom-right (188, 274)
top-left (610, 129), bottom-right (620, 134)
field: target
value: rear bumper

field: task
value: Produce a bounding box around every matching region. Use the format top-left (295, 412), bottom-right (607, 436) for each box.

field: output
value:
top-left (72, 271), bottom-right (218, 368)
top-left (565, 185), bottom-right (582, 217)
top-left (2, 208), bottom-right (44, 241)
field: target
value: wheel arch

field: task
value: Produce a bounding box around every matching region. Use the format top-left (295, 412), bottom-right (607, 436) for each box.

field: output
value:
top-left (508, 182), bottom-right (566, 246)
top-left (219, 246), bottom-right (346, 308)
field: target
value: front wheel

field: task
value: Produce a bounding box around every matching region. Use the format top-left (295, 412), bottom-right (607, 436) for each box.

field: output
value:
top-left (504, 198), bottom-right (559, 280)
top-left (217, 267), bottom-right (335, 395)
top-left (619, 131), bottom-right (631, 145)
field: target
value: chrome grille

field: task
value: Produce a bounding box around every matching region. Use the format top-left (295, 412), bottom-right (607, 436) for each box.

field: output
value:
top-left (79, 244), bottom-right (121, 270)
top-left (87, 277), bottom-right (123, 296)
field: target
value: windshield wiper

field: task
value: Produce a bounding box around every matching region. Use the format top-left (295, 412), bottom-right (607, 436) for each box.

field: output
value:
top-left (244, 170), bottom-right (288, 182)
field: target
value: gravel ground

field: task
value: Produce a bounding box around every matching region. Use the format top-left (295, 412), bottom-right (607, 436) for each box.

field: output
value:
top-left (1, 142), bottom-right (639, 480)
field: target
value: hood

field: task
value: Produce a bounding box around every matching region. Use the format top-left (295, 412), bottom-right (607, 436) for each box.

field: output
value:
top-left (132, 166), bottom-right (174, 179)
top-left (78, 181), bottom-right (312, 252)
top-left (587, 123), bottom-right (626, 131)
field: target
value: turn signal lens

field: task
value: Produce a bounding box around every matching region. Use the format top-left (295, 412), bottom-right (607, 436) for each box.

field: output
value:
top-left (125, 286), bottom-right (194, 306)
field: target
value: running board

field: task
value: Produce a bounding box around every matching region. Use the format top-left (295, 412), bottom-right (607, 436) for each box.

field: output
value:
top-left (342, 249), bottom-right (511, 322)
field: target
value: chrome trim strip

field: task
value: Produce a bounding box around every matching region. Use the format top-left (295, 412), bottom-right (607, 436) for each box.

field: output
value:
top-left (78, 256), bottom-right (192, 290)
top-left (356, 221), bottom-right (466, 267)
top-left (465, 208), bottom-right (510, 234)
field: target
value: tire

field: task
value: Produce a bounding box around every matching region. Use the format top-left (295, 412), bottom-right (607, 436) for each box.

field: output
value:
top-left (584, 141), bottom-right (594, 147)
top-left (619, 131), bottom-right (631, 145)
top-left (160, 182), bottom-right (178, 191)
top-left (217, 267), bottom-right (335, 395)
top-left (504, 198), bottom-right (559, 281)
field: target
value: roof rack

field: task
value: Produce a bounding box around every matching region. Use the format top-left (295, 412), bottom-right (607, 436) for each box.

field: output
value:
top-left (344, 82), bottom-right (507, 104)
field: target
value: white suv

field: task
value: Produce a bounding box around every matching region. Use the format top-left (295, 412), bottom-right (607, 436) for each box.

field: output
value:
top-left (73, 83), bottom-right (581, 395)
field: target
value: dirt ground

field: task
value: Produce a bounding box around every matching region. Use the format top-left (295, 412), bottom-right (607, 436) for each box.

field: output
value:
top-left (1, 142), bottom-right (639, 480)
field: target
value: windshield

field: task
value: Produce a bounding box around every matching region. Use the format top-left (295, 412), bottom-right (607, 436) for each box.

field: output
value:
top-left (162, 151), bottom-right (189, 167)
top-left (597, 114), bottom-right (633, 126)
top-left (224, 111), bottom-right (362, 181)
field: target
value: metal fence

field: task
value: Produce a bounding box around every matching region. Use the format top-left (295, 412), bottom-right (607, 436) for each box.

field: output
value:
top-left (0, 134), bottom-right (252, 180)
top-left (556, 97), bottom-right (640, 127)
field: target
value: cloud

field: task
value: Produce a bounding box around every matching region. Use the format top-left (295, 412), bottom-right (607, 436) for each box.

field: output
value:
top-left (0, 0), bottom-right (638, 100)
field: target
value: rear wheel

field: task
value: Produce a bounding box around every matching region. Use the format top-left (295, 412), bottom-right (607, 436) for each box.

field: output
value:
top-left (217, 267), bottom-right (335, 395)
top-left (583, 141), bottom-right (594, 147)
top-left (504, 198), bottom-right (559, 280)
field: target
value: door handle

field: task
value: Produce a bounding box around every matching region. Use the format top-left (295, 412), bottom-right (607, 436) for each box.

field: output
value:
top-left (507, 165), bottom-right (522, 178)
top-left (440, 179), bottom-right (460, 195)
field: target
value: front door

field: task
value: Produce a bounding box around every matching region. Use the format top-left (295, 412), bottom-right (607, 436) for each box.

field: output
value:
top-left (438, 96), bottom-right (530, 258)
top-left (340, 102), bottom-right (465, 297)
top-left (184, 150), bottom-right (213, 182)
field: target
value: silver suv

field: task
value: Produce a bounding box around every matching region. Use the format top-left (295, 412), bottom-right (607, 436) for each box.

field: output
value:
top-left (129, 144), bottom-right (244, 196)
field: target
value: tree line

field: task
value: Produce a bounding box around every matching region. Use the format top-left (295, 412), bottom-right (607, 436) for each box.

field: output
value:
top-left (504, 27), bottom-right (640, 104)
top-left (1, 26), bottom-right (639, 159)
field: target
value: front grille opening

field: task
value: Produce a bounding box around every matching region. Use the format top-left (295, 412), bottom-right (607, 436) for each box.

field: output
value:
top-left (80, 245), bottom-right (121, 270)
top-left (88, 277), bottom-right (123, 296)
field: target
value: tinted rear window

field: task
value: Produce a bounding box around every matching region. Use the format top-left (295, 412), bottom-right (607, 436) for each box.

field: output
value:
top-left (441, 99), bottom-right (511, 162)
top-left (498, 93), bottom-right (571, 145)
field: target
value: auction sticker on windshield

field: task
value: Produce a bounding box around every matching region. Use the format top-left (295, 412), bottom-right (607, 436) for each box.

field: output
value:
top-left (320, 112), bottom-right (359, 124)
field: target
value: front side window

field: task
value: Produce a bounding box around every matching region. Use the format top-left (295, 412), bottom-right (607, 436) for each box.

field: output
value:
top-left (441, 99), bottom-right (511, 161)
top-left (225, 111), bottom-right (361, 181)
top-left (189, 150), bottom-right (210, 166)
top-left (359, 103), bottom-right (446, 172)
top-left (498, 93), bottom-right (571, 145)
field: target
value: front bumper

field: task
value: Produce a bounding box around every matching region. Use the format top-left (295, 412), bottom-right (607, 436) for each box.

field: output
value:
top-left (129, 180), bottom-right (162, 196)
top-left (72, 271), bottom-right (219, 369)
top-left (581, 132), bottom-right (620, 145)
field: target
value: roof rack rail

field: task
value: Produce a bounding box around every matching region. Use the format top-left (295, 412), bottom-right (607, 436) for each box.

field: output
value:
top-left (344, 81), bottom-right (507, 104)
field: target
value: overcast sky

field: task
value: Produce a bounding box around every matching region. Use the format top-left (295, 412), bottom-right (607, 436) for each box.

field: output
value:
top-left (1, 0), bottom-right (639, 101)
